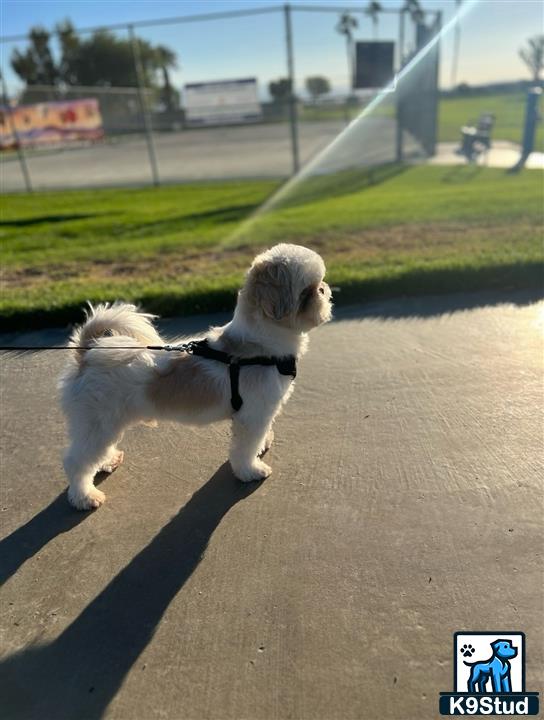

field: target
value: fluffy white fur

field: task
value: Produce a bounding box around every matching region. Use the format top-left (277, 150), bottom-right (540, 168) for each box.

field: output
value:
top-left (59, 243), bottom-right (332, 510)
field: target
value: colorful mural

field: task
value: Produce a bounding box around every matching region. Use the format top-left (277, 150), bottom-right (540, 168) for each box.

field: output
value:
top-left (0, 98), bottom-right (104, 149)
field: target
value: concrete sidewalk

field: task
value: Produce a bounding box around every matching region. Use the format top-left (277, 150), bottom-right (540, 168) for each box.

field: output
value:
top-left (1, 291), bottom-right (543, 720)
top-left (430, 140), bottom-right (544, 169)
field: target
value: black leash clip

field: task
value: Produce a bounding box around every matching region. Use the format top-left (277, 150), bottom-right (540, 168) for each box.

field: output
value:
top-left (147, 342), bottom-right (196, 353)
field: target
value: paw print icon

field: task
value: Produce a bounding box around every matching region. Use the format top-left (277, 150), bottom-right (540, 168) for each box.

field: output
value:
top-left (461, 643), bottom-right (475, 658)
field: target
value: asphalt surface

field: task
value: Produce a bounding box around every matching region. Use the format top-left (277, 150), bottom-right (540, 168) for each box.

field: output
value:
top-left (1, 120), bottom-right (353, 192)
top-left (1, 290), bottom-right (543, 720)
top-left (3, 118), bottom-right (538, 194)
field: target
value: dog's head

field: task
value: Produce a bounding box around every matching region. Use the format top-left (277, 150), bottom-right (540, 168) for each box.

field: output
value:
top-left (240, 244), bottom-right (332, 332)
top-left (492, 640), bottom-right (517, 660)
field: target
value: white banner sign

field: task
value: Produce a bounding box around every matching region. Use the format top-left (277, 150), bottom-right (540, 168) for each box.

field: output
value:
top-left (184, 78), bottom-right (262, 126)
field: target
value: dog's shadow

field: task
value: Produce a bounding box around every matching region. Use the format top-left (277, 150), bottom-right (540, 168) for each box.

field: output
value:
top-left (0, 471), bottom-right (113, 586)
top-left (0, 463), bottom-right (261, 720)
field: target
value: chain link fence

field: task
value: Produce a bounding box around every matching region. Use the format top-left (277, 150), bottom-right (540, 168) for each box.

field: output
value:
top-left (0, 3), bottom-right (434, 192)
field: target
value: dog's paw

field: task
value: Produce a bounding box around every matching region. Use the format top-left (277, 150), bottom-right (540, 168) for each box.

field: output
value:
top-left (68, 486), bottom-right (106, 511)
top-left (233, 460), bottom-right (272, 483)
top-left (99, 450), bottom-right (124, 474)
top-left (461, 644), bottom-right (475, 658)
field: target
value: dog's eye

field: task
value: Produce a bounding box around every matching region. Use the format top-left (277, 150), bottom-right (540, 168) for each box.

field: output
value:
top-left (299, 287), bottom-right (314, 310)
top-left (319, 287), bottom-right (325, 295)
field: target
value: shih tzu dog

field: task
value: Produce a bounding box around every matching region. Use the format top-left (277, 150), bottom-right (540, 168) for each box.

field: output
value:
top-left (60, 243), bottom-right (332, 510)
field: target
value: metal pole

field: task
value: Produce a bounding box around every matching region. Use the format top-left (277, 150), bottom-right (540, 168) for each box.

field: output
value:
top-left (128, 24), bottom-right (160, 187)
top-left (510, 87), bottom-right (542, 172)
top-left (395, 10), bottom-right (406, 163)
top-left (347, 34), bottom-right (354, 87)
top-left (0, 5), bottom-right (423, 45)
top-left (284, 4), bottom-right (300, 175)
top-left (521, 87), bottom-right (541, 158)
top-left (451, 0), bottom-right (461, 87)
top-left (429, 11), bottom-right (442, 156)
top-left (0, 73), bottom-right (32, 192)
top-left (399, 8), bottom-right (406, 67)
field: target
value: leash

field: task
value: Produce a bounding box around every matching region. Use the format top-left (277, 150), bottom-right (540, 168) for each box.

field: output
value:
top-left (0, 339), bottom-right (297, 412)
top-left (0, 343), bottom-right (195, 352)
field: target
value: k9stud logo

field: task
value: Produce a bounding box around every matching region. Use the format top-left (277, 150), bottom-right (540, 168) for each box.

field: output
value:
top-left (439, 632), bottom-right (539, 716)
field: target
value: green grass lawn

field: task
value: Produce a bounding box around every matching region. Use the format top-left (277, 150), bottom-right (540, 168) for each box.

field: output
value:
top-left (439, 91), bottom-right (544, 150)
top-left (1, 165), bottom-right (542, 330)
top-left (299, 104), bottom-right (356, 123)
top-left (300, 90), bottom-right (543, 150)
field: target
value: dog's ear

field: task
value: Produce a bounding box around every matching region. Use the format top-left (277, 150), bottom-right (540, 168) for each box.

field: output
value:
top-left (246, 258), bottom-right (294, 320)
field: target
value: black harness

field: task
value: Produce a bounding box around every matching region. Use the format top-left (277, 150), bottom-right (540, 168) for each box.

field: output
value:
top-left (152, 338), bottom-right (297, 412)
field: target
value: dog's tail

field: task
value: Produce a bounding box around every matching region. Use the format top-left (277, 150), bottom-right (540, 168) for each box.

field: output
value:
top-left (69, 302), bottom-right (163, 366)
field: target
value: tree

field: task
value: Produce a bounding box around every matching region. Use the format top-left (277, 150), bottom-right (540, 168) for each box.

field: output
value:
top-left (11, 22), bottom-right (178, 99)
top-left (402, 0), bottom-right (424, 24)
top-left (335, 12), bottom-right (358, 84)
top-left (154, 45), bottom-right (179, 112)
top-left (62, 30), bottom-right (145, 87)
top-left (268, 78), bottom-right (292, 104)
top-left (519, 35), bottom-right (544, 83)
top-left (456, 82), bottom-right (471, 96)
top-left (305, 76), bottom-right (330, 102)
top-left (365, 2), bottom-right (383, 40)
top-left (56, 20), bottom-right (82, 86)
top-left (11, 27), bottom-right (58, 87)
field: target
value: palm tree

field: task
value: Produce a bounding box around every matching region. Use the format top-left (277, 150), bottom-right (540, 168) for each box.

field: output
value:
top-left (519, 35), bottom-right (544, 83)
top-left (154, 45), bottom-right (178, 112)
top-left (11, 26), bottom-right (58, 87)
top-left (402, 0), bottom-right (424, 24)
top-left (365, 2), bottom-right (383, 40)
top-left (335, 12), bottom-right (359, 85)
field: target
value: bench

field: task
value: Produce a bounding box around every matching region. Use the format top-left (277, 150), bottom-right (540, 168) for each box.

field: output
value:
top-left (459, 113), bottom-right (495, 162)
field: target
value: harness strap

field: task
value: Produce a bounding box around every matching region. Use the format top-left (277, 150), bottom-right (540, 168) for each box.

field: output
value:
top-left (229, 362), bottom-right (243, 412)
top-left (188, 339), bottom-right (296, 412)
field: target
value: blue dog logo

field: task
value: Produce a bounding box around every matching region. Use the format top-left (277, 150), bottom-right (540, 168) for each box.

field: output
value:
top-left (439, 631), bottom-right (540, 715)
top-left (463, 638), bottom-right (517, 693)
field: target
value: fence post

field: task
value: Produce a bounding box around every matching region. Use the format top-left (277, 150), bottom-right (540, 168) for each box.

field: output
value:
top-left (429, 11), bottom-right (442, 157)
top-left (284, 4), bottom-right (300, 175)
top-left (521, 87), bottom-right (541, 159)
top-left (128, 24), bottom-right (160, 187)
top-left (395, 9), bottom-right (406, 163)
top-left (1, 73), bottom-right (32, 193)
top-left (509, 86), bottom-right (542, 173)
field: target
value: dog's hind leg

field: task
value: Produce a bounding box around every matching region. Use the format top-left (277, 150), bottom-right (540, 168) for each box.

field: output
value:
top-left (477, 677), bottom-right (488, 693)
top-left (64, 425), bottom-right (120, 510)
top-left (467, 668), bottom-right (479, 693)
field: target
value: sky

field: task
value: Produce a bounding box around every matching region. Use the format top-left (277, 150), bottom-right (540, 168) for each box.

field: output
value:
top-left (1, 0), bottom-right (542, 97)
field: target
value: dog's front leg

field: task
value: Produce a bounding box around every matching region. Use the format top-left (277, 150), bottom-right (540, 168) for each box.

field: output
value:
top-left (230, 413), bottom-right (274, 483)
top-left (258, 426), bottom-right (274, 458)
top-left (491, 668), bottom-right (504, 693)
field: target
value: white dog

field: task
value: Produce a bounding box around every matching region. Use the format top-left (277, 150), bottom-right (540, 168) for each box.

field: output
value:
top-left (59, 243), bottom-right (332, 510)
